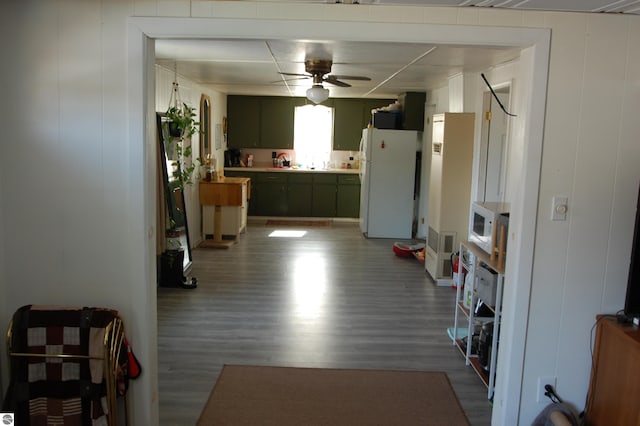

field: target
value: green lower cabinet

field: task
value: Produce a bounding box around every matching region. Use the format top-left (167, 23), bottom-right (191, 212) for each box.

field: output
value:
top-left (257, 183), bottom-right (287, 216)
top-left (337, 184), bottom-right (361, 218)
top-left (226, 171), bottom-right (360, 218)
top-left (288, 184), bottom-right (313, 216)
top-left (311, 184), bottom-right (337, 217)
top-left (311, 174), bottom-right (338, 217)
top-left (287, 173), bottom-right (313, 217)
top-left (255, 173), bottom-right (288, 216)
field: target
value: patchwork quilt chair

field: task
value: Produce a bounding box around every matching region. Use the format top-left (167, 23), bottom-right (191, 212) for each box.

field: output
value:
top-left (3, 305), bottom-right (131, 425)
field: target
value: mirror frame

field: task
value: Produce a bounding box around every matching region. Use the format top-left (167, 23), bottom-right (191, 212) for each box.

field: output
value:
top-left (200, 95), bottom-right (212, 161)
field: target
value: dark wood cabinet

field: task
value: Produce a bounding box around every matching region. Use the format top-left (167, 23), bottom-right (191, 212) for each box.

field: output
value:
top-left (587, 317), bottom-right (640, 425)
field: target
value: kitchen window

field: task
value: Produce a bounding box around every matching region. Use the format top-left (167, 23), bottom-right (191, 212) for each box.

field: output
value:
top-left (294, 105), bottom-right (333, 169)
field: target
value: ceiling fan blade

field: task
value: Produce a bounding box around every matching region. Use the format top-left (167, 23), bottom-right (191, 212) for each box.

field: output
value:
top-left (270, 77), bottom-right (310, 84)
top-left (323, 75), bottom-right (351, 87)
top-left (329, 75), bottom-right (372, 81)
top-left (323, 76), bottom-right (351, 87)
top-left (279, 72), bottom-right (311, 78)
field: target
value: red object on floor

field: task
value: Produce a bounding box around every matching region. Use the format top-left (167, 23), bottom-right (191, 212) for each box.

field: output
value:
top-left (392, 242), bottom-right (425, 258)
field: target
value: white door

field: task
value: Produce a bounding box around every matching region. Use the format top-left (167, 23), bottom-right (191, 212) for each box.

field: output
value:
top-left (479, 88), bottom-right (510, 202)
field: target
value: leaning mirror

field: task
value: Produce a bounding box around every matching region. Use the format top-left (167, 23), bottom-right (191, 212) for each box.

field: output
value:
top-left (156, 112), bottom-right (193, 285)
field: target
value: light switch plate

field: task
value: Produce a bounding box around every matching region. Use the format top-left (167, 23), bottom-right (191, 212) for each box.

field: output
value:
top-left (551, 196), bottom-right (568, 221)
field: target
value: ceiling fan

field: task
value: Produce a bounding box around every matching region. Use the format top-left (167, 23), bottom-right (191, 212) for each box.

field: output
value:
top-left (279, 59), bottom-right (371, 103)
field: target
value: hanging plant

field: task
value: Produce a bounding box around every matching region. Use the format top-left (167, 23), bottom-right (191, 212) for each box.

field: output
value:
top-left (166, 101), bottom-right (199, 140)
top-left (165, 81), bottom-right (201, 189)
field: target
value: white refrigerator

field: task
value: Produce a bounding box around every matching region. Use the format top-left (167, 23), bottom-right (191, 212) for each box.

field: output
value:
top-left (359, 128), bottom-right (420, 239)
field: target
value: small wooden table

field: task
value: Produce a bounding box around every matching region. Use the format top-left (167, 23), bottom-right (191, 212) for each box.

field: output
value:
top-left (199, 177), bottom-right (250, 249)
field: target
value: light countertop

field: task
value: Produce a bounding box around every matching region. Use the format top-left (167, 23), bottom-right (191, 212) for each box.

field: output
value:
top-left (224, 166), bottom-right (359, 174)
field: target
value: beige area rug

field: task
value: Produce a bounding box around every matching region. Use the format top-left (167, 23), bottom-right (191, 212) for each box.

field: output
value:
top-left (197, 365), bottom-right (470, 425)
top-left (265, 219), bottom-right (332, 227)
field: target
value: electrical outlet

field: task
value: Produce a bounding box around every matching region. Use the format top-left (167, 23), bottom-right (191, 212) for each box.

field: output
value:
top-left (537, 376), bottom-right (556, 403)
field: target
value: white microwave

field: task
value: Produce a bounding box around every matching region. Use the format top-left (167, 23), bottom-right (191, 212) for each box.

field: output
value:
top-left (469, 201), bottom-right (510, 254)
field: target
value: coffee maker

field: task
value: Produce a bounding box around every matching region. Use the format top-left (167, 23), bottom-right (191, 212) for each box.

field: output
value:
top-left (225, 149), bottom-right (242, 167)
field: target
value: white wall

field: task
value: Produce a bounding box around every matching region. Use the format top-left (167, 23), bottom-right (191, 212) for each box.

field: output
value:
top-left (1, 3), bottom-right (639, 426)
top-left (519, 12), bottom-right (640, 422)
top-left (0, 1), bottom-right (155, 423)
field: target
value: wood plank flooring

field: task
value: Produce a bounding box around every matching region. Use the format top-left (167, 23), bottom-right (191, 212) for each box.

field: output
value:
top-left (157, 221), bottom-right (493, 425)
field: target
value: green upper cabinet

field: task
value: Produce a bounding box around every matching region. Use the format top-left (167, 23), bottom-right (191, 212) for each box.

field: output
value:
top-left (332, 98), bottom-right (394, 151)
top-left (227, 96), bottom-right (296, 150)
top-left (260, 97), bottom-right (295, 149)
top-left (362, 99), bottom-right (395, 127)
top-left (398, 92), bottom-right (426, 131)
top-left (227, 95), bottom-right (393, 151)
top-left (227, 96), bottom-right (261, 148)
top-left (332, 99), bottom-right (364, 152)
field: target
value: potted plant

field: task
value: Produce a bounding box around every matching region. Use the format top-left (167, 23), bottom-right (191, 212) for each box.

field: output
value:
top-left (166, 101), bottom-right (199, 140)
top-left (165, 82), bottom-right (201, 189)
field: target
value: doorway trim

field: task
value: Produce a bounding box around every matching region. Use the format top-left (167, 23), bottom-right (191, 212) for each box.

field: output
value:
top-left (128, 16), bottom-right (550, 425)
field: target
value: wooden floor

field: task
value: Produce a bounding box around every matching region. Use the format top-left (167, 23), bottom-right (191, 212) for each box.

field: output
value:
top-left (157, 221), bottom-right (493, 425)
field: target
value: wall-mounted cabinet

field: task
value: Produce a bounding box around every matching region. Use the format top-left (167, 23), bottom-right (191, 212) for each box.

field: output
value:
top-left (260, 97), bottom-right (296, 149)
top-left (227, 96), bottom-right (296, 150)
top-left (398, 92), bottom-right (426, 131)
top-left (333, 98), bottom-right (394, 151)
top-left (227, 96), bottom-right (393, 152)
top-left (227, 96), bottom-right (261, 148)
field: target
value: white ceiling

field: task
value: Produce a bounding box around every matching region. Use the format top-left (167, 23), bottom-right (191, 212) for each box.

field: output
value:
top-left (155, 0), bottom-right (638, 99)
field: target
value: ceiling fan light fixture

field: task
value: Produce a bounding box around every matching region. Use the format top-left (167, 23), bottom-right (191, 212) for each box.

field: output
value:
top-left (306, 84), bottom-right (330, 104)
